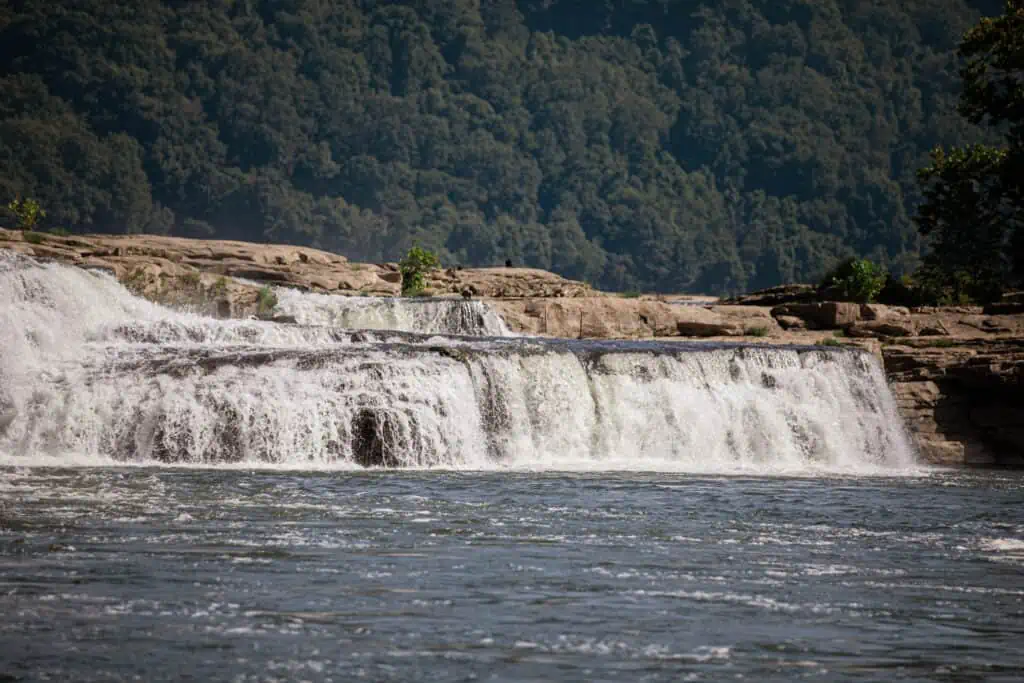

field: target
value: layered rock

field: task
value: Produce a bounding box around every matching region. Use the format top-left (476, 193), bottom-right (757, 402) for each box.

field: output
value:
top-left (884, 340), bottom-right (1024, 467)
top-left (0, 228), bottom-right (593, 305)
top-left (4, 228), bottom-right (1024, 467)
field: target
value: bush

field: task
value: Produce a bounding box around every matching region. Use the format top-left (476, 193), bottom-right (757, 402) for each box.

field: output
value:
top-left (399, 246), bottom-right (440, 297)
top-left (47, 227), bottom-right (70, 236)
top-left (818, 337), bottom-right (844, 347)
top-left (23, 231), bottom-right (45, 244)
top-left (744, 326), bottom-right (770, 337)
top-left (819, 258), bottom-right (887, 303)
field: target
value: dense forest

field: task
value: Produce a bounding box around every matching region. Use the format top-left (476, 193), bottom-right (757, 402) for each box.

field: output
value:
top-left (0, 0), bottom-right (1004, 293)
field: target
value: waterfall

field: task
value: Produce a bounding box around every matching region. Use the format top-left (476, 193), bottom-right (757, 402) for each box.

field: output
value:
top-left (273, 288), bottom-right (512, 336)
top-left (0, 252), bottom-right (918, 472)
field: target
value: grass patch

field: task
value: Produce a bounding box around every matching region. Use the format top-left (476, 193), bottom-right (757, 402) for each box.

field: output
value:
top-left (621, 290), bottom-right (643, 299)
top-left (917, 338), bottom-right (959, 348)
top-left (744, 326), bottom-right (770, 337)
top-left (180, 271), bottom-right (202, 289)
top-left (257, 286), bottom-right (278, 316)
top-left (210, 276), bottom-right (229, 296)
top-left (23, 231), bottom-right (45, 244)
top-left (123, 267), bottom-right (148, 294)
top-left (818, 337), bottom-right (844, 347)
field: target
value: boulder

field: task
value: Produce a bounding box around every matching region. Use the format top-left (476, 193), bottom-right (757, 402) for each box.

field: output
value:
top-left (771, 302), bottom-right (861, 329)
top-left (775, 315), bottom-right (807, 331)
top-left (860, 303), bottom-right (910, 320)
top-left (723, 284), bottom-right (817, 306)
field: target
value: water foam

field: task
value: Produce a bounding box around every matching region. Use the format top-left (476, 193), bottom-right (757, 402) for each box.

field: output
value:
top-left (274, 288), bottom-right (512, 336)
top-left (0, 252), bottom-right (919, 473)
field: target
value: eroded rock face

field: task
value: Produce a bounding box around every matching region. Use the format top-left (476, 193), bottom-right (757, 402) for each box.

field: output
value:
top-left (489, 298), bottom-right (742, 338)
top-left (884, 339), bottom-right (1024, 467)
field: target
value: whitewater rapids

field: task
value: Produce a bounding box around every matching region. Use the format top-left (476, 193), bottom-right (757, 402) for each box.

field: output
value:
top-left (0, 251), bottom-right (918, 473)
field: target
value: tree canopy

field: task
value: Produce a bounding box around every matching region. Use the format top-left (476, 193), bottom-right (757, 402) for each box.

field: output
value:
top-left (0, 0), bottom-right (1004, 293)
top-left (915, 0), bottom-right (1024, 301)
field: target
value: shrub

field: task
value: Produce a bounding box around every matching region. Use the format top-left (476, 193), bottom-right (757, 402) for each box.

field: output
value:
top-left (257, 286), bottom-right (278, 316)
top-left (621, 290), bottom-right (642, 299)
top-left (7, 197), bottom-right (45, 230)
top-left (23, 231), bottom-right (45, 244)
top-left (744, 326), bottom-right (770, 337)
top-left (210, 277), bottom-right (229, 296)
top-left (818, 337), bottom-right (844, 347)
top-left (819, 258), bottom-right (887, 303)
top-left (47, 227), bottom-right (70, 237)
top-left (399, 246), bottom-right (440, 296)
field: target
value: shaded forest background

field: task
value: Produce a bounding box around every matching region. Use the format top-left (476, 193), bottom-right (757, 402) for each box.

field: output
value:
top-left (0, 0), bottom-right (1004, 293)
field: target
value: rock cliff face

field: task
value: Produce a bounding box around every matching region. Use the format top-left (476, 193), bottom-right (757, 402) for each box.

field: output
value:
top-left (4, 228), bottom-right (1022, 467)
top-left (883, 340), bottom-right (1024, 467)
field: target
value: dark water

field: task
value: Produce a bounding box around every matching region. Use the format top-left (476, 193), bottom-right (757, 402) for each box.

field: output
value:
top-left (1, 468), bottom-right (1022, 682)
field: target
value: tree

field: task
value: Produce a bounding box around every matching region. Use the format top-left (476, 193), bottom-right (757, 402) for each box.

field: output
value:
top-left (915, 1), bottom-right (1024, 301)
top-left (399, 246), bottom-right (440, 296)
top-left (6, 197), bottom-right (46, 230)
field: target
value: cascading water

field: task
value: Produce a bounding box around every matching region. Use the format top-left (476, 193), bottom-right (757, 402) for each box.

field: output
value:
top-left (273, 287), bottom-right (513, 336)
top-left (0, 252), bottom-right (918, 472)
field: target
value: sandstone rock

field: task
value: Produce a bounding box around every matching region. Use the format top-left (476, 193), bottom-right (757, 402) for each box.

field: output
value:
top-left (771, 302), bottom-right (861, 329)
top-left (860, 303), bottom-right (910, 320)
top-left (723, 284), bottom-right (817, 306)
top-left (676, 319), bottom-right (743, 337)
top-left (845, 320), bottom-right (915, 339)
top-left (775, 315), bottom-right (806, 331)
top-left (488, 298), bottom-right (740, 338)
top-left (884, 339), bottom-right (1024, 467)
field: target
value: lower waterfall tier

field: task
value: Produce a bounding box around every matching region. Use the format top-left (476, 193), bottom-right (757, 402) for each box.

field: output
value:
top-left (1, 339), bottom-right (916, 472)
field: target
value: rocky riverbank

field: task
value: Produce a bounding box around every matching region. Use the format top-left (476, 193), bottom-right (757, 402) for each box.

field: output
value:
top-left (3, 227), bottom-right (1022, 467)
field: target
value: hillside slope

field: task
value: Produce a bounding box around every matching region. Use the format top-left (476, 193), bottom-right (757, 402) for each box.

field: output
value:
top-left (0, 0), bottom-right (1002, 293)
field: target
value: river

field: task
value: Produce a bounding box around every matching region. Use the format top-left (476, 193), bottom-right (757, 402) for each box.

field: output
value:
top-left (1, 467), bottom-right (1022, 681)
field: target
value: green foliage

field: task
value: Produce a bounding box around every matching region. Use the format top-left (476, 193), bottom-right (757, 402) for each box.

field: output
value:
top-left (621, 291), bottom-right (643, 299)
top-left (123, 267), bottom-right (148, 294)
top-left (914, 2), bottom-right (1024, 303)
top-left (47, 227), bottom-right (69, 236)
top-left (22, 231), bottom-right (45, 245)
top-left (818, 337), bottom-right (844, 347)
top-left (180, 271), bottom-right (202, 289)
top-left (819, 258), bottom-right (887, 303)
top-left (211, 277), bottom-right (229, 297)
top-left (7, 197), bottom-right (46, 230)
top-left (0, 1), bottom-right (1005, 292)
top-left (257, 286), bottom-right (278, 316)
top-left (744, 326), bottom-right (770, 337)
top-left (399, 246), bottom-right (440, 297)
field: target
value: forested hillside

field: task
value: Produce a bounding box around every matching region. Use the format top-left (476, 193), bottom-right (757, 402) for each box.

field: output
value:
top-left (0, 0), bottom-right (1003, 293)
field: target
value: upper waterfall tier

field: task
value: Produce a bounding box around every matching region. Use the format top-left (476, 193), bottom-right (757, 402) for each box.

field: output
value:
top-left (0, 252), bottom-right (918, 473)
top-left (273, 288), bottom-right (513, 336)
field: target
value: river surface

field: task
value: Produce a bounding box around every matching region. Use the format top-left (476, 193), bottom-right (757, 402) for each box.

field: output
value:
top-left (1, 467), bottom-right (1022, 682)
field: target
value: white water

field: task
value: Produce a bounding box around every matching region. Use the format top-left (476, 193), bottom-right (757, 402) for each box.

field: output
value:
top-left (0, 252), bottom-right (918, 473)
top-left (274, 288), bottom-right (512, 336)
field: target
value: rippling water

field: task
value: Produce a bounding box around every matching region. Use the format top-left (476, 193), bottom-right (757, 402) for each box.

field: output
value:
top-left (1, 468), bottom-right (1022, 681)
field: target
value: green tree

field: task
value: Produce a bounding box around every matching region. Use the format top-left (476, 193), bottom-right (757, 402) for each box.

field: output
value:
top-left (915, 1), bottom-right (1024, 302)
top-left (399, 246), bottom-right (440, 296)
top-left (6, 197), bottom-right (46, 230)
